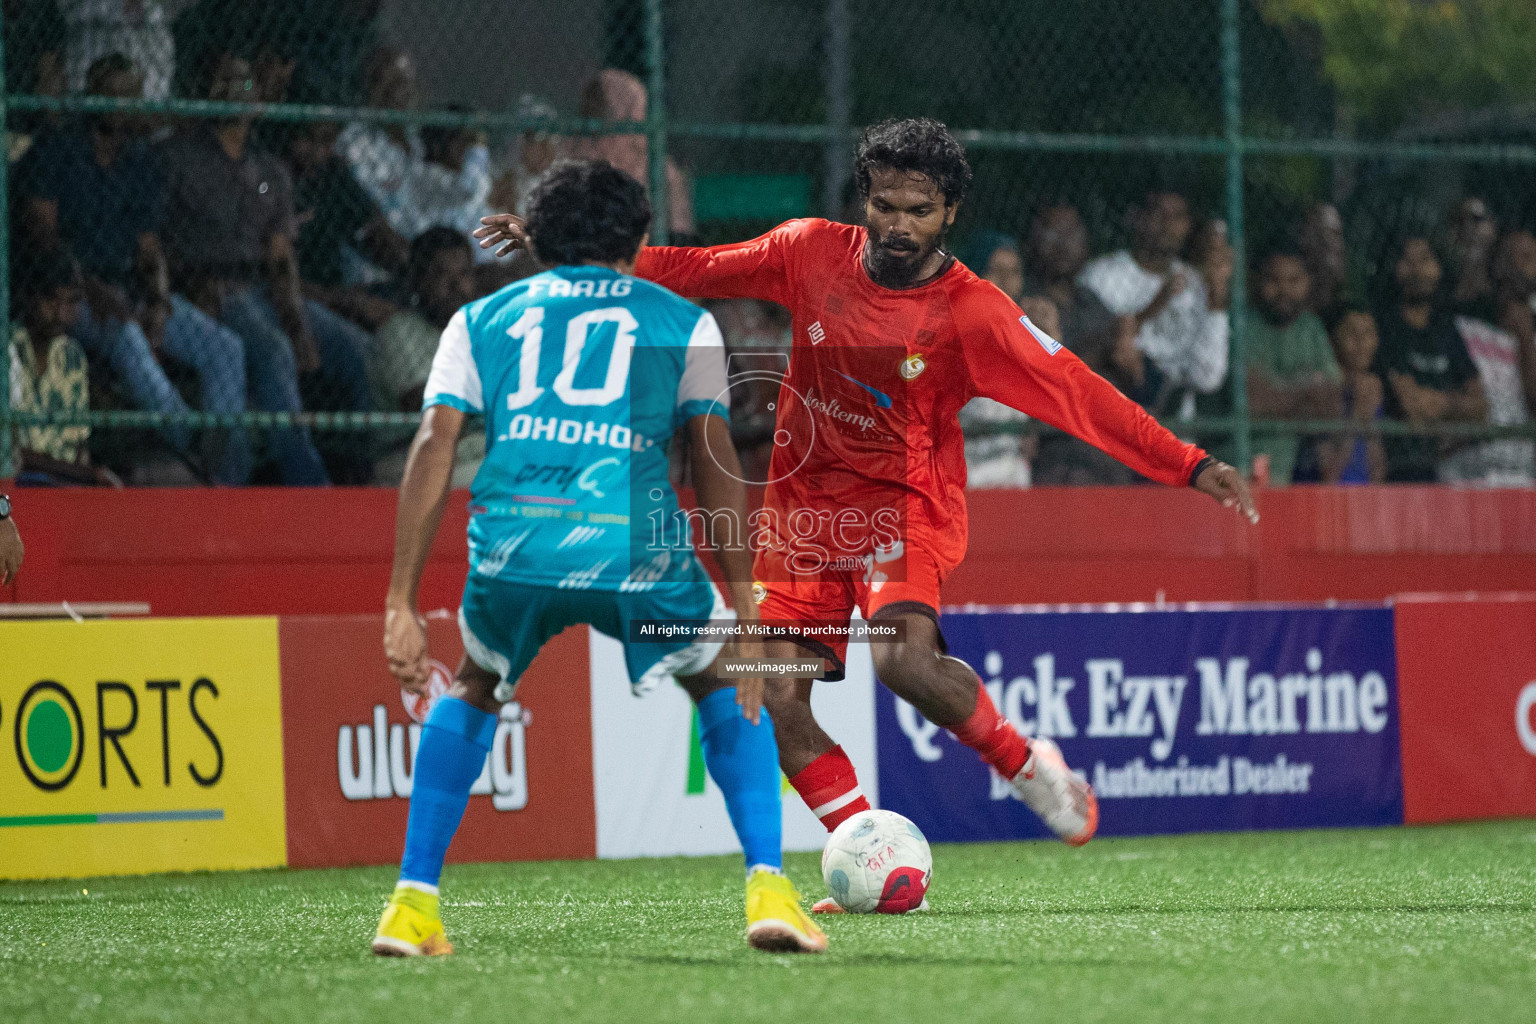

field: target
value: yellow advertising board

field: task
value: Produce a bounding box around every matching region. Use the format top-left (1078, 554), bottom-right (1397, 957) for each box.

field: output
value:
top-left (0, 618), bottom-right (287, 880)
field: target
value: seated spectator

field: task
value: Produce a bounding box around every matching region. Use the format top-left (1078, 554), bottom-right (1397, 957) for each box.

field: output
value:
top-left (959, 397), bottom-right (1034, 489)
top-left (8, 251), bottom-right (118, 486)
top-left (1227, 241), bottom-right (1344, 487)
top-left (1020, 204), bottom-right (1141, 485)
top-left (1298, 202), bottom-right (1351, 330)
top-left (173, 0), bottom-right (380, 105)
top-left (63, 0), bottom-right (174, 100)
top-left (335, 51), bottom-right (500, 262)
top-left (1444, 196), bottom-right (1499, 313)
top-left (1317, 308), bottom-right (1386, 484)
top-left (281, 119), bottom-right (408, 325)
top-left (372, 228), bottom-right (483, 487)
top-left (1491, 229), bottom-right (1536, 418)
top-left (1078, 190), bottom-right (1230, 420)
top-left (1438, 229), bottom-right (1536, 485)
top-left (493, 93), bottom-right (565, 217)
top-left (16, 53), bottom-right (250, 484)
top-left (159, 53), bottom-right (376, 485)
top-left (952, 234), bottom-right (1035, 487)
top-left (336, 47), bottom-right (424, 244)
top-left (572, 69), bottom-right (694, 241)
top-left (959, 294), bottom-right (1049, 490)
top-left (1371, 234), bottom-right (1489, 482)
top-left (418, 107), bottom-right (499, 262)
top-left (966, 231), bottom-right (1024, 302)
top-left (4, 0), bottom-right (67, 147)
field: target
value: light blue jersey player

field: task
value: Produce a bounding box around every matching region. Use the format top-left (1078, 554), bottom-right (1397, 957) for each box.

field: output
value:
top-left (425, 257), bottom-right (733, 695)
top-left (374, 160), bottom-right (826, 957)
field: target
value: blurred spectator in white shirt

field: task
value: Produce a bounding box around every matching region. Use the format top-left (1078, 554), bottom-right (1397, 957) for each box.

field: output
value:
top-left (1078, 191), bottom-right (1231, 420)
top-left (1440, 228), bottom-right (1536, 485)
top-left (337, 49), bottom-right (496, 277)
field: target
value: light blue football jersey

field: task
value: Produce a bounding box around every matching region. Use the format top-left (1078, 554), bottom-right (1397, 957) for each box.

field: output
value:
top-left (423, 264), bottom-right (729, 591)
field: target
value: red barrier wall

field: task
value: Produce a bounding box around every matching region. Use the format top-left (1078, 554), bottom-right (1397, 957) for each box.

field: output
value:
top-left (279, 615), bottom-right (595, 868)
top-left (1394, 595), bottom-right (1536, 824)
top-left (5, 485), bottom-right (1535, 615)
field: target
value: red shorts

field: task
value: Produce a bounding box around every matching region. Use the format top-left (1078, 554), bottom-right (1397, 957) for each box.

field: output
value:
top-left (751, 536), bottom-right (946, 681)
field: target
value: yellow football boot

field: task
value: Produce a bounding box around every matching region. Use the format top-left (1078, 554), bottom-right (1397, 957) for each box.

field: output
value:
top-left (746, 869), bottom-right (828, 953)
top-left (371, 884), bottom-right (453, 957)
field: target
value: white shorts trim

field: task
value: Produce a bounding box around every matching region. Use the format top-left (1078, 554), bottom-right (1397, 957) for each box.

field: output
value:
top-left (633, 582), bottom-right (732, 696)
top-left (458, 606), bottom-right (514, 687)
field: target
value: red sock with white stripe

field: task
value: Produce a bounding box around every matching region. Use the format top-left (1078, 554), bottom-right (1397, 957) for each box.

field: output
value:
top-left (788, 745), bottom-right (871, 832)
top-left (948, 681), bottom-right (1030, 779)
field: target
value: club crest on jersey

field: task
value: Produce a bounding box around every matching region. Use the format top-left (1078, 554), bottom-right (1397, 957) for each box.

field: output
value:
top-left (899, 354), bottom-right (927, 380)
top-left (751, 581), bottom-right (768, 604)
top-left (1021, 315), bottom-right (1063, 355)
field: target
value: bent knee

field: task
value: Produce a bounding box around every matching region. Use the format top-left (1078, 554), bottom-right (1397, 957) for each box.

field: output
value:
top-left (872, 640), bottom-right (932, 691)
top-left (762, 677), bottom-right (810, 719)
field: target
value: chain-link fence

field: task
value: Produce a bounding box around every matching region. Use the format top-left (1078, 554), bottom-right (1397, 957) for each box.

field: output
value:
top-left (3, 0), bottom-right (1534, 486)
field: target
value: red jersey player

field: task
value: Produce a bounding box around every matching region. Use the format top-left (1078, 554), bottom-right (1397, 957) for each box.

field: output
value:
top-left (478, 119), bottom-right (1257, 910)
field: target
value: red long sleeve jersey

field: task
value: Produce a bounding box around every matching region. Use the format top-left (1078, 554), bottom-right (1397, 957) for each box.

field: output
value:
top-left (637, 218), bottom-right (1207, 577)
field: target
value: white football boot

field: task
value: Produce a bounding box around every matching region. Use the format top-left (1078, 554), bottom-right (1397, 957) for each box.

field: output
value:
top-left (1009, 737), bottom-right (1098, 846)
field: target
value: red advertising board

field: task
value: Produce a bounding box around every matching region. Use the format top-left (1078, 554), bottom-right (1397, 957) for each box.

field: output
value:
top-left (278, 614), bottom-right (596, 868)
top-left (1394, 595), bottom-right (1536, 824)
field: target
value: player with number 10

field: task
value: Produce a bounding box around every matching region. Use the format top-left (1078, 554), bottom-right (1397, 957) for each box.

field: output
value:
top-left (378, 160), bottom-right (826, 955)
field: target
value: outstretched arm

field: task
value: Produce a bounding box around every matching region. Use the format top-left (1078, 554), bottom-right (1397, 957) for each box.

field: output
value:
top-left (479, 213), bottom-right (802, 303)
top-left (964, 290), bottom-right (1256, 523)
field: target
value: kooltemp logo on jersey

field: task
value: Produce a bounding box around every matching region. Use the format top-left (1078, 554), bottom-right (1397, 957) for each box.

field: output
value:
top-left (804, 387), bottom-right (880, 434)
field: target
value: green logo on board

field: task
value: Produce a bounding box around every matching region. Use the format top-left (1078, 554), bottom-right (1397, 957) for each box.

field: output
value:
top-left (15, 682), bottom-right (84, 790)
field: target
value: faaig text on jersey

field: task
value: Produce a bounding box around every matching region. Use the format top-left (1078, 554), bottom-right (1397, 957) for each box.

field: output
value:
top-left (897, 647), bottom-right (1391, 801)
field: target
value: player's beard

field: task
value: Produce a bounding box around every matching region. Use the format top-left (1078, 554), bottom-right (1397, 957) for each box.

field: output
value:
top-left (864, 228), bottom-right (948, 289)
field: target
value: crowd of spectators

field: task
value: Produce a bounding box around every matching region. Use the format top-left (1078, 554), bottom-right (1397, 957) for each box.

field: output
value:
top-left (4, 1), bottom-right (689, 486)
top-left (3, 0), bottom-right (1532, 489)
top-left (951, 190), bottom-right (1536, 489)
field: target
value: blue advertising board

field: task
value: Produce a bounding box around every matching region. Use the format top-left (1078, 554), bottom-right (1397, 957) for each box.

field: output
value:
top-left (877, 607), bottom-right (1404, 840)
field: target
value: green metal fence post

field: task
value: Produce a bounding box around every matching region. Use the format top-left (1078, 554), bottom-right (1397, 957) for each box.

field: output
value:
top-left (644, 0), bottom-right (670, 246)
top-left (823, 0), bottom-right (852, 218)
top-left (0, 22), bottom-right (12, 482)
top-left (1220, 0), bottom-right (1250, 472)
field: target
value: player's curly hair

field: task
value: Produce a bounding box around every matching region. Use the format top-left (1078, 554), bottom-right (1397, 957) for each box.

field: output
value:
top-left (525, 159), bottom-right (652, 267)
top-left (854, 118), bottom-right (972, 207)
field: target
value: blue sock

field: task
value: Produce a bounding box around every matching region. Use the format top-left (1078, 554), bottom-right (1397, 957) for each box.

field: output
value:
top-left (398, 697), bottom-right (498, 889)
top-left (696, 687), bottom-right (783, 872)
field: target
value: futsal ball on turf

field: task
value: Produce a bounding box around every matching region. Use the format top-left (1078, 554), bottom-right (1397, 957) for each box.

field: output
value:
top-left (821, 809), bottom-right (932, 913)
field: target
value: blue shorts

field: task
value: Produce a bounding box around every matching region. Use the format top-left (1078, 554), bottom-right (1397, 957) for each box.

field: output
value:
top-left (458, 573), bottom-right (730, 697)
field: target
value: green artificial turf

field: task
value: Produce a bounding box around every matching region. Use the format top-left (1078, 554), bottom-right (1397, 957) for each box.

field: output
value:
top-left (3, 821), bottom-right (1535, 1024)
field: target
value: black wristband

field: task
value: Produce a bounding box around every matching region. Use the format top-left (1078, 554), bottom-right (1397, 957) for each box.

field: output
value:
top-left (1187, 455), bottom-right (1216, 488)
